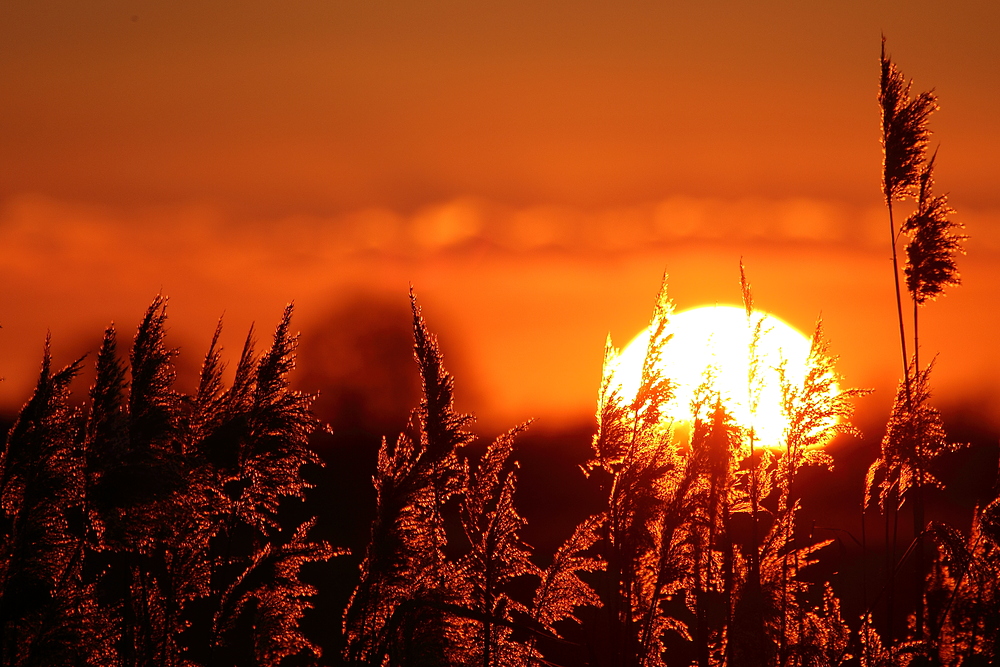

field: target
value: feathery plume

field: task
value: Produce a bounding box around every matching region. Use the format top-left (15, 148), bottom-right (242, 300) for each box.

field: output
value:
top-left (865, 362), bottom-right (962, 513)
top-left (903, 155), bottom-right (965, 305)
top-left (343, 293), bottom-right (473, 664)
top-left (880, 38), bottom-right (938, 203)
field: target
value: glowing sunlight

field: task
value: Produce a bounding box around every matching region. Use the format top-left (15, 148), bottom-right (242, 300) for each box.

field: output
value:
top-left (608, 305), bottom-right (834, 447)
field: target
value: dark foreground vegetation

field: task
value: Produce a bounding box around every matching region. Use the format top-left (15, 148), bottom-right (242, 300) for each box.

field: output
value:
top-left (1, 41), bottom-right (996, 667)
top-left (0, 299), bottom-right (338, 666)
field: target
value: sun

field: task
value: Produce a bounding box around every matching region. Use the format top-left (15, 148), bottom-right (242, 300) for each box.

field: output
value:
top-left (607, 305), bottom-right (832, 448)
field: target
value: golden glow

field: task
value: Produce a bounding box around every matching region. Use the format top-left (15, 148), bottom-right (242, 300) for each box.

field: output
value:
top-left (608, 305), bottom-right (828, 447)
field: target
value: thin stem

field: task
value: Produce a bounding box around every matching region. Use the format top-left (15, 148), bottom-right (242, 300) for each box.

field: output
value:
top-left (750, 428), bottom-right (761, 596)
top-left (888, 194), bottom-right (914, 654)
top-left (912, 298), bottom-right (927, 641)
top-left (891, 496), bottom-right (900, 658)
top-left (887, 201), bottom-right (912, 391)
top-left (862, 500), bottom-right (868, 618)
top-left (779, 440), bottom-right (793, 666)
top-left (884, 488), bottom-right (895, 655)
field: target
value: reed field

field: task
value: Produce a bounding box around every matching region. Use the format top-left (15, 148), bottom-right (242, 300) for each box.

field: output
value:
top-left (1, 41), bottom-right (996, 667)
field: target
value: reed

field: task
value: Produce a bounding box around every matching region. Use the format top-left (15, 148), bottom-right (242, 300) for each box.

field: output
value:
top-left (873, 38), bottom-right (969, 660)
top-left (0, 298), bottom-right (336, 667)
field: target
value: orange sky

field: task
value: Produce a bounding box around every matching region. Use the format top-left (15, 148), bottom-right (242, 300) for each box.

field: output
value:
top-left (1, 1), bottom-right (999, 433)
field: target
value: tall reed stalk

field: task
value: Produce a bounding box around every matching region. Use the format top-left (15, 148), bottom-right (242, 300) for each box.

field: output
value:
top-left (876, 37), bottom-right (965, 652)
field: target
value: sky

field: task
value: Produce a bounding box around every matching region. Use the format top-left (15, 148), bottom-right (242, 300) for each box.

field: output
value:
top-left (2, 0), bottom-right (999, 435)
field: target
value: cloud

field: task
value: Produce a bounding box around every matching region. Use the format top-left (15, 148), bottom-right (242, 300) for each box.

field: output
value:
top-left (2, 193), bottom-right (998, 431)
top-left (6, 193), bottom-right (994, 268)
top-left (410, 199), bottom-right (484, 251)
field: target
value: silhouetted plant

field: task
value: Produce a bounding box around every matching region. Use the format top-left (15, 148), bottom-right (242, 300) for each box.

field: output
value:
top-left (922, 499), bottom-right (1000, 665)
top-left (343, 293), bottom-right (474, 665)
top-left (345, 294), bottom-right (606, 666)
top-left (747, 291), bottom-right (862, 667)
top-left (201, 304), bottom-right (338, 666)
top-left (0, 344), bottom-right (117, 667)
top-left (1, 297), bottom-right (334, 667)
top-left (769, 322), bottom-right (859, 663)
top-left (879, 35), bottom-right (939, 386)
top-left (214, 518), bottom-right (335, 667)
top-left (72, 298), bottom-right (224, 667)
top-left (587, 277), bottom-right (689, 667)
top-left (684, 396), bottom-right (741, 667)
top-left (875, 38), bottom-right (968, 655)
top-left (529, 513), bottom-right (604, 639)
top-left (458, 424), bottom-right (539, 667)
top-left (865, 365), bottom-right (957, 519)
top-left (585, 273), bottom-right (863, 667)
top-left (902, 155), bottom-right (964, 315)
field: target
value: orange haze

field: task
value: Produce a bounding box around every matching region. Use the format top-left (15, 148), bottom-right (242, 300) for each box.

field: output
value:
top-left (2, 1), bottom-right (999, 433)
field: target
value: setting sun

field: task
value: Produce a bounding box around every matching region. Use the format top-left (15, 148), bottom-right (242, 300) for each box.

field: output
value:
top-left (607, 305), bottom-right (832, 447)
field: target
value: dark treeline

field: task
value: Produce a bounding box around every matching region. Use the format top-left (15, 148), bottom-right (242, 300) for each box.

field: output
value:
top-left (2, 40), bottom-right (998, 667)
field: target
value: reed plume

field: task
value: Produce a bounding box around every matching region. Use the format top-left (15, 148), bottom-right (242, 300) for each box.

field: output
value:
top-left (343, 292), bottom-right (475, 665)
top-left (530, 514), bottom-right (604, 638)
top-left (345, 293), bottom-right (605, 666)
top-left (876, 38), bottom-right (967, 653)
top-left (878, 35), bottom-right (938, 384)
top-left (0, 345), bottom-right (116, 667)
top-left (588, 276), bottom-right (685, 666)
top-left (202, 304), bottom-right (337, 666)
top-left (0, 297), bottom-right (335, 667)
top-left (458, 424), bottom-right (539, 667)
top-left (923, 500), bottom-right (1000, 664)
top-left (902, 156), bottom-right (965, 309)
top-left (880, 39), bottom-right (938, 206)
top-left (584, 272), bottom-right (863, 667)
